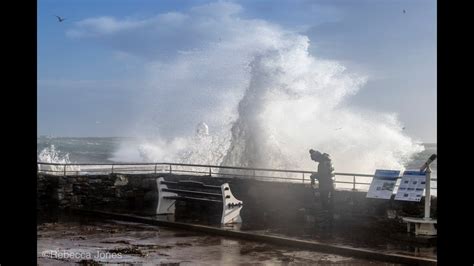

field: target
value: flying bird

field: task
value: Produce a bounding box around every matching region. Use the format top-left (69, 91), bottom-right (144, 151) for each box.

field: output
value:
top-left (55, 15), bottom-right (66, 22)
top-left (403, 9), bottom-right (406, 14)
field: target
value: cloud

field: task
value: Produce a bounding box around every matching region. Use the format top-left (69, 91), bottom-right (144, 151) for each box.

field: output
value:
top-left (67, 17), bottom-right (144, 37)
top-left (66, 1), bottom-right (286, 60)
top-left (68, 11), bottom-right (190, 37)
top-left (67, 0), bottom-right (242, 40)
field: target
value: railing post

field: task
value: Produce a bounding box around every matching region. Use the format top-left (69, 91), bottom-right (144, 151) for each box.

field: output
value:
top-left (209, 167), bottom-right (212, 177)
top-left (154, 163), bottom-right (158, 174)
top-left (302, 173), bottom-right (305, 183)
top-left (111, 164), bottom-right (114, 174)
top-left (352, 176), bottom-right (356, 191)
top-left (64, 164), bottom-right (67, 176)
top-left (169, 164), bottom-right (172, 174)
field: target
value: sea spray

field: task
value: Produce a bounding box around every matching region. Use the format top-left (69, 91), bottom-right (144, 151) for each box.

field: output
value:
top-left (221, 37), bottom-right (424, 173)
top-left (109, 3), bottom-right (424, 174)
top-left (37, 145), bottom-right (81, 174)
top-left (38, 145), bottom-right (72, 164)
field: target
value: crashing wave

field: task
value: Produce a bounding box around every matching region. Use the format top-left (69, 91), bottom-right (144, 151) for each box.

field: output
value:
top-left (37, 145), bottom-right (80, 174)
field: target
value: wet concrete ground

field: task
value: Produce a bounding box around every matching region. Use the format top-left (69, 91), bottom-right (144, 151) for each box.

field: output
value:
top-left (238, 225), bottom-right (437, 260)
top-left (155, 211), bottom-right (437, 261)
top-left (37, 215), bottom-right (403, 265)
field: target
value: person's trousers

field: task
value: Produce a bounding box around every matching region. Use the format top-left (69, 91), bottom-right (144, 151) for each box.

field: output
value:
top-left (320, 190), bottom-right (334, 212)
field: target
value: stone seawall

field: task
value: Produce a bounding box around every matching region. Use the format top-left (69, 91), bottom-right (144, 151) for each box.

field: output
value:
top-left (37, 173), bottom-right (436, 238)
top-left (37, 173), bottom-right (158, 214)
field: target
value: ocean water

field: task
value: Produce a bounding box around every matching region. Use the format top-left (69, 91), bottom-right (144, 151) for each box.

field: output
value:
top-left (37, 137), bottom-right (124, 164)
top-left (37, 137), bottom-right (437, 177)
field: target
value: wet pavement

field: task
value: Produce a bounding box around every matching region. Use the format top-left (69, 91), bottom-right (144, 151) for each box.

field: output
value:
top-left (238, 225), bottom-right (437, 260)
top-left (37, 215), bottom-right (404, 265)
top-left (154, 212), bottom-right (436, 261)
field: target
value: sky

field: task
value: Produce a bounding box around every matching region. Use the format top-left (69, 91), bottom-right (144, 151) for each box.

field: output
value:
top-left (38, 0), bottom-right (436, 143)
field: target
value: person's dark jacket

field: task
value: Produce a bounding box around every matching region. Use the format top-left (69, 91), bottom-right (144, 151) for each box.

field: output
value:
top-left (316, 158), bottom-right (334, 191)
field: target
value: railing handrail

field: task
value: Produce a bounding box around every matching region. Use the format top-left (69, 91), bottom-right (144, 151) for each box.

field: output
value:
top-left (36, 161), bottom-right (373, 176)
top-left (37, 161), bottom-right (438, 182)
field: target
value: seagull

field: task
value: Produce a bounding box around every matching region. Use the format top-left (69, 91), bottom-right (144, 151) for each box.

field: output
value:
top-left (55, 15), bottom-right (66, 22)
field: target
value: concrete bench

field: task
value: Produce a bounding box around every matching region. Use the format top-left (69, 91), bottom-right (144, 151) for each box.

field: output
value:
top-left (156, 177), bottom-right (243, 224)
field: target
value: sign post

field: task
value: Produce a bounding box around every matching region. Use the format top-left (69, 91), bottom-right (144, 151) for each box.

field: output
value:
top-left (399, 154), bottom-right (437, 236)
top-left (424, 164), bottom-right (432, 220)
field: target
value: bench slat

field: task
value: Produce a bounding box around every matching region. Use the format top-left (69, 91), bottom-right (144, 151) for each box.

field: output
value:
top-left (163, 195), bottom-right (223, 203)
top-left (162, 180), bottom-right (221, 190)
top-left (162, 188), bottom-right (222, 198)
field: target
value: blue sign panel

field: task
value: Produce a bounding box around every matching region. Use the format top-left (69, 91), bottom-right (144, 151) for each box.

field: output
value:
top-left (366, 169), bottom-right (401, 199)
top-left (395, 170), bottom-right (426, 202)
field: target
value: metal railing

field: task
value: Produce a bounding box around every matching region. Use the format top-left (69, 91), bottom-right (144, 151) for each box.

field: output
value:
top-left (37, 162), bottom-right (438, 191)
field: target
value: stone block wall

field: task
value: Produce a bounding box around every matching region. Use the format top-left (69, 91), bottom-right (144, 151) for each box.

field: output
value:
top-left (37, 172), bottom-right (437, 237)
top-left (37, 173), bottom-right (159, 215)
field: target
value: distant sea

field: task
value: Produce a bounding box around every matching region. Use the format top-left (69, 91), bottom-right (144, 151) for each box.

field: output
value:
top-left (37, 137), bottom-right (437, 177)
top-left (37, 137), bottom-right (125, 164)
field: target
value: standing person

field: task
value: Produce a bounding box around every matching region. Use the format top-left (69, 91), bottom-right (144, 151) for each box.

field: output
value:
top-left (309, 149), bottom-right (335, 212)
